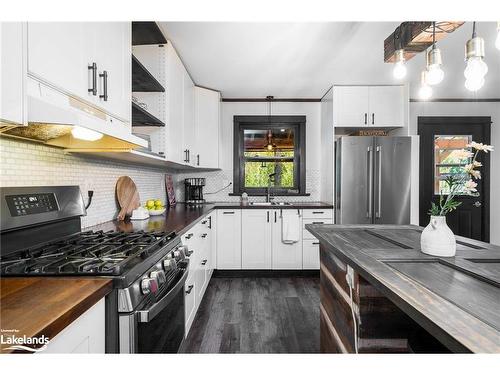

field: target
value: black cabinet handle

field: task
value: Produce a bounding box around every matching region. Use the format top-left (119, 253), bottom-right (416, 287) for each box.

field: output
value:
top-left (223, 211), bottom-right (234, 215)
top-left (185, 233), bottom-right (193, 239)
top-left (99, 70), bottom-right (108, 101)
top-left (372, 113), bottom-right (375, 125)
top-left (312, 222), bottom-right (324, 224)
top-left (197, 154), bottom-right (200, 166)
top-left (274, 211), bottom-right (277, 223)
top-left (364, 113), bottom-right (367, 125)
top-left (201, 233), bottom-right (207, 238)
top-left (312, 211), bottom-right (324, 214)
top-left (312, 242), bottom-right (320, 245)
top-left (201, 259), bottom-right (207, 265)
top-left (208, 216), bottom-right (212, 229)
top-left (185, 249), bottom-right (194, 257)
top-left (183, 150), bottom-right (188, 163)
top-left (187, 150), bottom-right (190, 163)
top-left (88, 63), bottom-right (97, 96)
top-left (267, 211), bottom-right (269, 222)
top-left (185, 285), bottom-right (194, 294)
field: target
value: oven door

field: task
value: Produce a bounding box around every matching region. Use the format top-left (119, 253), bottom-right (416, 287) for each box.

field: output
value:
top-left (119, 269), bottom-right (188, 353)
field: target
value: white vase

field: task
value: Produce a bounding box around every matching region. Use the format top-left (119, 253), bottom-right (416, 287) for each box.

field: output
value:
top-left (420, 216), bottom-right (456, 257)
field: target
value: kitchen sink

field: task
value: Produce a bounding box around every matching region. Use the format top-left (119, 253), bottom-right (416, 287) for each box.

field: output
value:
top-left (249, 202), bottom-right (292, 206)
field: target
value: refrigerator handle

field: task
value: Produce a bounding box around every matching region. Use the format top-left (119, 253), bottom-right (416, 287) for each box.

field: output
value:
top-left (366, 146), bottom-right (373, 219)
top-left (376, 145), bottom-right (382, 218)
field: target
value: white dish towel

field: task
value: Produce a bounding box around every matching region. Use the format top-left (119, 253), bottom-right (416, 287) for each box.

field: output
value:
top-left (281, 210), bottom-right (300, 244)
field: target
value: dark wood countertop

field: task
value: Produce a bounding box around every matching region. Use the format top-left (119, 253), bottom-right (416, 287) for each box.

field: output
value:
top-left (305, 224), bottom-right (500, 353)
top-left (87, 202), bottom-right (333, 235)
top-left (0, 277), bottom-right (112, 353)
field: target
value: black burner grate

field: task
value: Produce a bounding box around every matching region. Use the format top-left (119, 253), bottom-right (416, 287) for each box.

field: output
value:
top-left (0, 230), bottom-right (176, 276)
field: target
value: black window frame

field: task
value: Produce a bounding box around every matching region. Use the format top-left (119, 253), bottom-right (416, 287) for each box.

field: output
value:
top-left (233, 115), bottom-right (306, 196)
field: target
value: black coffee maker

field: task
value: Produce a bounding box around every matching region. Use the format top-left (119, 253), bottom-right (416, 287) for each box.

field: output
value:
top-left (184, 178), bottom-right (205, 205)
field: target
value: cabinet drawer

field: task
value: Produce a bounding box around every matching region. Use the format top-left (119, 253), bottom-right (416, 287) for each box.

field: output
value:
top-left (303, 209), bottom-right (333, 219)
top-left (303, 240), bottom-right (320, 270)
top-left (303, 218), bottom-right (333, 239)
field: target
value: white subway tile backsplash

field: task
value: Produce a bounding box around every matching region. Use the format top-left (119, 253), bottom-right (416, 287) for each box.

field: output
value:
top-left (0, 138), bottom-right (172, 228)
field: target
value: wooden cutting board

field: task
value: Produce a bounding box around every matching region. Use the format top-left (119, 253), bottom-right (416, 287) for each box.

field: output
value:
top-left (116, 176), bottom-right (140, 221)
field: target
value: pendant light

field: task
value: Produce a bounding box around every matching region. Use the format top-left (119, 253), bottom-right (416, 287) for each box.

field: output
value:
top-left (266, 96), bottom-right (275, 151)
top-left (418, 70), bottom-right (433, 100)
top-left (464, 22), bottom-right (488, 92)
top-left (392, 27), bottom-right (407, 79)
top-left (495, 22), bottom-right (500, 50)
top-left (426, 22), bottom-right (444, 85)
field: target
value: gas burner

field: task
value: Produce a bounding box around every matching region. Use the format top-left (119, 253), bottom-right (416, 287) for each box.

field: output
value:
top-left (0, 230), bottom-right (177, 276)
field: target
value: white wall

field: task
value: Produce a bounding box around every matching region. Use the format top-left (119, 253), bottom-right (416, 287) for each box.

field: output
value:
top-left (409, 102), bottom-right (500, 245)
top-left (175, 101), bottom-right (322, 202)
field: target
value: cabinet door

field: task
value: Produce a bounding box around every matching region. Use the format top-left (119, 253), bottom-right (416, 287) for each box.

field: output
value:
top-left (333, 86), bottom-right (369, 127)
top-left (271, 210), bottom-right (303, 269)
top-left (94, 22), bottom-right (131, 121)
top-left (27, 23), bottom-right (91, 103)
top-left (166, 44), bottom-right (185, 164)
top-left (303, 240), bottom-right (320, 270)
top-left (368, 86), bottom-right (404, 127)
top-left (184, 275), bottom-right (196, 334)
top-left (183, 69), bottom-right (195, 166)
top-left (216, 210), bottom-right (242, 269)
top-left (41, 298), bottom-right (105, 353)
top-left (0, 22), bottom-right (27, 125)
top-left (242, 210), bottom-right (272, 269)
top-left (195, 87), bottom-right (220, 168)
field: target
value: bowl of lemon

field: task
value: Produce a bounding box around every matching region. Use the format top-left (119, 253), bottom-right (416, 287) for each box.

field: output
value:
top-left (145, 199), bottom-right (166, 216)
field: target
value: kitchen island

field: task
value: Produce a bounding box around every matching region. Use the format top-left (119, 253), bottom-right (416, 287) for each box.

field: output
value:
top-left (305, 224), bottom-right (500, 354)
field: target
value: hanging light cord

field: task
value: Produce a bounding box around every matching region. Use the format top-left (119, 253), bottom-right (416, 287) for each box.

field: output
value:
top-left (472, 21), bottom-right (477, 38)
top-left (432, 21), bottom-right (436, 48)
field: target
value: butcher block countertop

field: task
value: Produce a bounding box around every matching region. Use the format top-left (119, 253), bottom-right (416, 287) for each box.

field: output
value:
top-left (0, 278), bottom-right (112, 353)
top-left (305, 224), bottom-right (500, 353)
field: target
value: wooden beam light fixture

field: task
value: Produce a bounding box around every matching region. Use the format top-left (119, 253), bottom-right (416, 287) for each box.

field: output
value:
top-left (384, 21), bottom-right (464, 63)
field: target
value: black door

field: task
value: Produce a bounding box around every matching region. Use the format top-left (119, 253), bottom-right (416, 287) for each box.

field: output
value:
top-left (418, 116), bottom-right (491, 242)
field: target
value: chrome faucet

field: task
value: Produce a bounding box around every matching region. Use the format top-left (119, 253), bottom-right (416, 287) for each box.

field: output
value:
top-left (266, 173), bottom-right (276, 203)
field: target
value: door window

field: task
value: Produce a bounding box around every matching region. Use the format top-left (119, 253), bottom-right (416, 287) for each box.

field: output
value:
top-left (434, 135), bottom-right (472, 195)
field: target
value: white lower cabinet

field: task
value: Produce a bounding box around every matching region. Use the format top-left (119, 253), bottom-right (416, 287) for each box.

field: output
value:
top-left (41, 298), bottom-right (105, 354)
top-left (184, 275), bottom-right (196, 334)
top-left (302, 240), bottom-right (321, 269)
top-left (242, 210), bottom-right (272, 269)
top-left (216, 210), bottom-right (242, 269)
top-left (271, 209), bottom-right (303, 269)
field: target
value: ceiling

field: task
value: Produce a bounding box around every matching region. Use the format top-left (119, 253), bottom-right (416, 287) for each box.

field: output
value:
top-left (160, 22), bottom-right (500, 99)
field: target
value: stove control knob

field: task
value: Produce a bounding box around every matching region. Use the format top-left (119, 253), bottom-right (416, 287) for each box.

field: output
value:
top-left (151, 270), bottom-right (166, 286)
top-left (163, 258), bottom-right (177, 271)
top-left (141, 277), bottom-right (159, 295)
top-left (173, 250), bottom-right (182, 259)
top-left (177, 245), bottom-right (188, 256)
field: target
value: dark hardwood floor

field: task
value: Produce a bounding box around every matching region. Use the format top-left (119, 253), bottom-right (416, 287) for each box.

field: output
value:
top-left (181, 276), bottom-right (320, 353)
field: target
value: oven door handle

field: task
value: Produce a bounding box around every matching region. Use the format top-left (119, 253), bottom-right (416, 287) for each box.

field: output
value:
top-left (136, 267), bottom-right (189, 323)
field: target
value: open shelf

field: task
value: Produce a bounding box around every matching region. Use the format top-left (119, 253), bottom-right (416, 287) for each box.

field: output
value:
top-left (132, 22), bottom-right (168, 45)
top-left (132, 102), bottom-right (165, 127)
top-left (132, 55), bottom-right (165, 92)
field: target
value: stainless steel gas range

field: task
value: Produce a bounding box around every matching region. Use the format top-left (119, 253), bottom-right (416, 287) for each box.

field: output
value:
top-left (0, 186), bottom-right (190, 353)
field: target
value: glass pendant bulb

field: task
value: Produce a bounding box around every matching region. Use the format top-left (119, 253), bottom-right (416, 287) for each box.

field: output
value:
top-left (464, 56), bottom-right (488, 80)
top-left (465, 77), bottom-right (485, 91)
top-left (393, 49), bottom-right (407, 79)
top-left (464, 24), bottom-right (487, 92)
top-left (426, 47), bottom-right (444, 85)
top-left (71, 126), bottom-right (103, 141)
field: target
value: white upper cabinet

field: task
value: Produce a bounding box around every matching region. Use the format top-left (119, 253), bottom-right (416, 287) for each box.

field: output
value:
top-left (368, 86), bottom-right (405, 127)
top-left (195, 87), bottom-right (220, 169)
top-left (183, 68), bottom-right (196, 166)
top-left (27, 22), bottom-right (131, 122)
top-left (333, 85), bottom-right (406, 128)
top-left (165, 43), bottom-right (185, 164)
top-left (242, 210), bottom-right (272, 269)
top-left (0, 22), bottom-right (27, 126)
top-left (333, 86), bottom-right (370, 127)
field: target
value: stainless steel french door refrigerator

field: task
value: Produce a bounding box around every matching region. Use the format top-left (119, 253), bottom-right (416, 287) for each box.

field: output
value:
top-left (335, 136), bottom-right (411, 224)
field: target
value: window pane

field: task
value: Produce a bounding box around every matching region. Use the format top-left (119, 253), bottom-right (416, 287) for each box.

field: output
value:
top-left (244, 161), bottom-right (294, 188)
top-left (244, 128), bottom-right (295, 154)
top-left (434, 135), bottom-right (472, 195)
